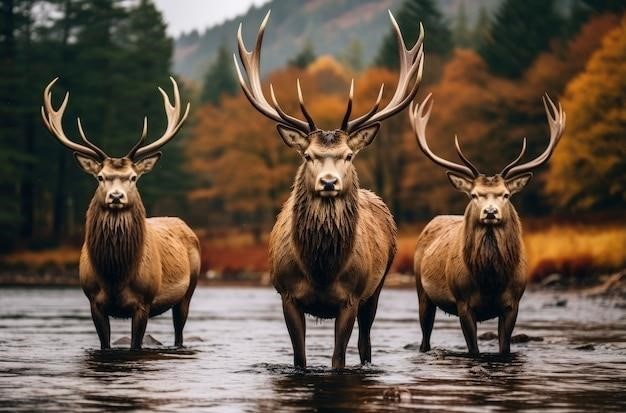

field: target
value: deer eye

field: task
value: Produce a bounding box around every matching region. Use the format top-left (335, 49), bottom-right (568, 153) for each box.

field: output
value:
top-left (131, 175), bottom-right (137, 182)
top-left (303, 153), bottom-right (312, 162)
top-left (503, 193), bottom-right (510, 199)
top-left (471, 193), bottom-right (478, 200)
top-left (345, 153), bottom-right (354, 161)
top-left (97, 175), bottom-right (104, 182)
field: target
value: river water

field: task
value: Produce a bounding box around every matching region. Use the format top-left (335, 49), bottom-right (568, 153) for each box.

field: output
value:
top-left (0, 287), bottom-right (624, 412)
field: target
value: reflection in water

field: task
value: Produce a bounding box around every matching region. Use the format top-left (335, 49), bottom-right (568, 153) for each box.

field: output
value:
top-left (0, 287), bottom-right (625, 412)
top-left (260, 365), bottom-right (382, 412)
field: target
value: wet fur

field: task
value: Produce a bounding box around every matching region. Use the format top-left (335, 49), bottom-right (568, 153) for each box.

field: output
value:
top-left (272, 163), bottom-right (396, 314)
top-left (292, 166), bottom-right (360, 285)
top-left (270, 159), bottom-right (396, 366)
top-left (414, 201), bottom-right (526, 353)
top-left (85, 198), bottom-right (146, 282)
top-left (80, 191), bottom-right (200, 348)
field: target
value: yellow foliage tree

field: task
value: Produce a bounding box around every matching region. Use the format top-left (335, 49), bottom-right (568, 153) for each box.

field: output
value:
top-left (547, 19), bottom-right (626, 210)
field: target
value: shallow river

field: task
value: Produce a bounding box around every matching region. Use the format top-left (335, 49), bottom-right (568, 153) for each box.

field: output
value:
top-left (0, 287), bottom-right (625, 412)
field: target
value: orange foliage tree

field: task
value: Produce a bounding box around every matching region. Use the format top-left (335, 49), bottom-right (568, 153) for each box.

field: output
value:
top-left (547, 19), bottom-right (626, 210)
top-left (184, 13), bottom-right (624, 238)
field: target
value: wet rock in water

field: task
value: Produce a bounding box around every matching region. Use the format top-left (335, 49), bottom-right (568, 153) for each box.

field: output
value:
top-left (584, 271), bottom-right (626, 298)
top-left (541, 273), bottom-right (564, 288)
top-left (112, 335), bottom-right (162, 346)
top-left (113, 336), bottom-right (131, 345)
top-left (543, 298), bottom-right (567, 308)
top-left (574, 344), bottom-right (595, 351)
top-left (468, 366), bottom-right (490, 377)
top-left (143, 335), bottom-right (162, 346)
top-left (511, 334), bottom-right (544, 343)
top-left (403, 343), bottom-right (420, 350)
top-left (478, 332), bottom-right (498, 341)
top-left (382, 386), bottom-right (411, 402)
top-left (186, 336), bottom-right (204, 342)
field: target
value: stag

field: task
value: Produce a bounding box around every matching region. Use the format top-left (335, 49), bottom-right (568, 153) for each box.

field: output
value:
top-left (235, 11), bottom-right (424, 368)
top-left (410, 94), bottom-right (565, 354)
top-left (41, 77), bottom-right (200, 349)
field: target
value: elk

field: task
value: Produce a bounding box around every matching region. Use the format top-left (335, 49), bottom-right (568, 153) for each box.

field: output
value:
top-left (41, 77), bottom-right (200, 350)
top-left (235, 10), bottom-right (424, 368)
top-left (410, 93), bottom-right (565, 354)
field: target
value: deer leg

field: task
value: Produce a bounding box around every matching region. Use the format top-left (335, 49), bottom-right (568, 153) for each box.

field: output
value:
top-left (131, 305), bottom-right (150, 350)
top-left (89, 300), bottom-right (110, 350)
top-left (173, 273), bottom-right (197, 348)
top-left (282, 296), bottom-right (306, 368)
top-left (173, 299), bottom-right (190, 347)
top-left (332, 302), bottom-right (358, 369)
top-left (498, 303), bottom-right (519, 354)
top-left (357, 292), bottom-right (380, 365)
top-left (457, 302), bottom-right (479, 355)
top-left (417, 285), bottom-right (436, 352)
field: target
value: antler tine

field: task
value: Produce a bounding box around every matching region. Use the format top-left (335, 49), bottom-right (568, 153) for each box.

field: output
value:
top-left (126, 117), bottom-right (148, 159)
top-left (410, 94), bottom-right (477, 178)
top-left (297, 79), bottom-right (316, 131)
top-left (132, 76), bottom-right (190, 160)
top-left (347, 84), bottom-right (385, 131)
top-left (346, 13), bottom-right (424, 132)
top-left (77, 118), bottom-right (108, 160)
top-left (503, 93), bottom-right (566, 178)
top-left (340, 79), bottom-right (354, 131)
top-left (454, 135), bottom-right (481, 176)
top-left (41, 78), bottom-right (107, 160)
top-left (234, 10), bottom-right (313, 133)
top-left (500, 137), bottom-right (527, 177)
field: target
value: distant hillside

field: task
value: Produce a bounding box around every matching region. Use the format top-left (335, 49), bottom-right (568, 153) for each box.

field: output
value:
top-left (173, 0), bottom-right (504, 82)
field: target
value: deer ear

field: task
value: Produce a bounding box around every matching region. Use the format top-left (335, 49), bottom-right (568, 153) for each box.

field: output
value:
top-left (134, 152), bottom-right (162, 176)
top-left (347, 123), bottom-right (380, 152)
top-left (506, 172), bottom-right (533, 195)
top-left (74, 153), bottom-right (101, 175)
top-left (446, 171), bottom-right (473, 193)
top-left (277, 124), bottom-right (309, 152)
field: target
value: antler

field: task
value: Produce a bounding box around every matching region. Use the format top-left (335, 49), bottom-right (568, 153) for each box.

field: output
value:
top-left (234, 10), bottom-right (315, 134)
top-left (410, 94), bottom-right (479, 178)
top-left (501, 93), bottom-right (566, 178)
top-left (343, 11), bottom-right (424, 133)
top-left (128, 76), bottom-right (190, 160)
top-left (41, 78), bottom-right (108, 160)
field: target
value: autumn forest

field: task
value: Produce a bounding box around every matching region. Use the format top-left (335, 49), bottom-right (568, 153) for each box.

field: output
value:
top-left (1, 0), bottom-right (625, 283)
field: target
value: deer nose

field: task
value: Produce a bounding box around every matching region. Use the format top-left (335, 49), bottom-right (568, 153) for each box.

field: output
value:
top-left (484, 206), bottom-right (497, 216)
top-left (320, 176), bottom-right (338, 190)
top-left (109, 191), bottom-right (124, 203)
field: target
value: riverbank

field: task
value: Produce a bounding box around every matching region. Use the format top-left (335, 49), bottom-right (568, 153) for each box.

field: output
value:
top-left (2, 220), bottom-right (625, 290)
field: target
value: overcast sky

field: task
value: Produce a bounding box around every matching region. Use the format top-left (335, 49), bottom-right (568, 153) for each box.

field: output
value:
top-left (153, 0), bottom-right (269, 36)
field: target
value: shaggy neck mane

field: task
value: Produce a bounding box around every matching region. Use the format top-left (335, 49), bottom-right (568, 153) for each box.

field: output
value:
top-left (85, 197), bottom-right (146, 283)
top-left (462, 204), bottom-right (522, 291)
top-left (292, 164), bottom-right (359, 285)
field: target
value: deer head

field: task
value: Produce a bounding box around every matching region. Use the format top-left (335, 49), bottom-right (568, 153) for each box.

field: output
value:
top-left (41, 77), bottom-right (190, 210)
top-left (410, 93), bottom-right (566, 225)
top-left (235, 10), bottom-right (424, 198)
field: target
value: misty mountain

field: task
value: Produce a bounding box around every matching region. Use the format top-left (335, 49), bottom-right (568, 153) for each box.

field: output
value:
top-left (173, 0), bottom-right (504, 82)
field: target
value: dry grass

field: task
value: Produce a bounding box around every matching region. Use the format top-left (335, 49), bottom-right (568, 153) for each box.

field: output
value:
top-left (3, 222), bottom-right (625, 283)
top-left (393, 222), bottom-right (626, 281)
top-left (524, 224), bottom-right (626, 281)
top-left (0, 247), bottom-right (80, 270)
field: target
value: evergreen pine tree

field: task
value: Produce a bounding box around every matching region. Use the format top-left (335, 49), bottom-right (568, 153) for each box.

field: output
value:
top-left (0, 0), bottom-right (23, 249)
top-left (288, 40), bottom-right (316, 69)
top-left (453, 0), bottom-right (470, 48)
top-left (341, 38), bottom-right (364, 72)
top-left (472, 5), bottom-right (491, 49)
top-left (201, 44), bottom-right (238, 104)
top-left (375, 0), bottom-right (452, 69)
top-left (478, 0), bottom-right (563, 77)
